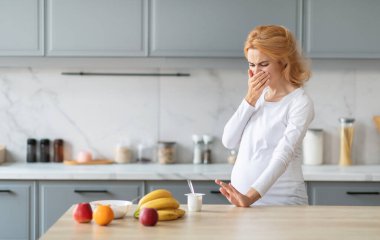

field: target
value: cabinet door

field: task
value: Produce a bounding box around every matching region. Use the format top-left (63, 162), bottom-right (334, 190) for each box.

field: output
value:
top-left (150, 0), bottom-right (301, 57)
top-left (146, 180), bottom-right (229, 204)
top-left (0, 0), bottom-right (44, 56)
top-left (0, 181), bottom-right (36, 240)
top-left (308, 182), bottom-right (380, 206)
top-left (46, 0), bottom-right (147, 56)
top-left (39, 181), bottom-right (144, 235)
top-left (304, 0), bottom-right (380, 58)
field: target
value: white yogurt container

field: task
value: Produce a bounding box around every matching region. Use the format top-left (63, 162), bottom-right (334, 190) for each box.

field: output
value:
top-left (185, 193), bottom-right (205, 212)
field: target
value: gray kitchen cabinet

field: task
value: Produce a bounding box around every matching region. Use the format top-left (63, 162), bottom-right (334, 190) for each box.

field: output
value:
top-left (307, 182), bottom-right (380, 206)
top-left (0, 181), bottom-right (36, 240)
top-left (0, 0), bottom-right (44, 56)
top-left (304, 0), bottom-right (380, 58)
top-left (146, 180), bottom-right (230, 204)
top-left (38, 181), bottom-right (144, 236)
top-left (149, 0), bottom-right (301, 57)
top-left (46, 0), bottom-right (148, 56)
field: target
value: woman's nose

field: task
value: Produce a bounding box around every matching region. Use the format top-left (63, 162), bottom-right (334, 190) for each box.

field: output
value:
top-left (250, 66), bottom-right (261, 75)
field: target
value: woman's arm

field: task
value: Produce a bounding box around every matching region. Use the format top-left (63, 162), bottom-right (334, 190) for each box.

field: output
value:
top-left (251, 95), bottom-right (314, 197)
top-left (222, 100), bottom-right (257, 149)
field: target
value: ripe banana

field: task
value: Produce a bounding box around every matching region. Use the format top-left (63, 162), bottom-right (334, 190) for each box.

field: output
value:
top-left (141, 197), bottom-right (180, 210)
top-left (134, 208), bottom-right (186, 221)
top-left (137, 189), bottom-right (173, 208)
top-left (157, 209), bottom-right (185, 221)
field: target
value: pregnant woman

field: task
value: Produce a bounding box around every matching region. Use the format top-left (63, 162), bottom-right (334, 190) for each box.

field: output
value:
top-left (216, 25), bottom-right (314, 206)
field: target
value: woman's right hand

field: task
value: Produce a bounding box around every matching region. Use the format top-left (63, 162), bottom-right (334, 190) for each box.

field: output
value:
top-left (245, 69), bottom-right (270, 106)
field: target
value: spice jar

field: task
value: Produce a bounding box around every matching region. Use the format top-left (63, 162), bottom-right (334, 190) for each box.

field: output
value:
top-left (157, 141), bottom-right (176, 164)
top-left (40, 139), bottom-right (50, 162)
top-left (339, 118), bottom-right (355, 166)
top-left (27, 138), bottom-right (37, 163)
top-left (53, 139), bottom-right (64, 163)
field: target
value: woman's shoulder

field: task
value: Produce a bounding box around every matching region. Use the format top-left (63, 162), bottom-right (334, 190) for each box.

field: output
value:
top-left (289, 88), bottom-right (314, 111)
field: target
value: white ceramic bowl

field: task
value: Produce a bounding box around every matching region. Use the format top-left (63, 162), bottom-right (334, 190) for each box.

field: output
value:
top-left (91, 200), bottom-right (132, 219)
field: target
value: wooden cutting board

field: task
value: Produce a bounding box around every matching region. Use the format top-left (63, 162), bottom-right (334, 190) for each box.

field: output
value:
top-left (63, 159), bottom-right (114, 165)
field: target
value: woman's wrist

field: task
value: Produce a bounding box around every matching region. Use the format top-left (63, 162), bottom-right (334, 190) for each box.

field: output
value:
top-left (245, 95), bottom-right (258, 106)
top-left (246, 188), bottom-right (261, 205)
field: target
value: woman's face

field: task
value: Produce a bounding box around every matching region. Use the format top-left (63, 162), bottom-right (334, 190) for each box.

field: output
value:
top-left (247, 48), bottom-right (285, 84)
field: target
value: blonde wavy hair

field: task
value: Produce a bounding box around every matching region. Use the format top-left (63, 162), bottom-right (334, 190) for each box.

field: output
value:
top-left (244, 25), bottom-right (310, 87)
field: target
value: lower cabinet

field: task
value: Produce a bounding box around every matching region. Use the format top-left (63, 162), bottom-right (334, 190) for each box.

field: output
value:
top-left (0, 181), bottom-right (36, 240)
top-left (38, 180), bottom-right (144, 236)
top-left (307, 182), bottom-right (380, 206)
top-left (146, 180), bottom-right (230, 204)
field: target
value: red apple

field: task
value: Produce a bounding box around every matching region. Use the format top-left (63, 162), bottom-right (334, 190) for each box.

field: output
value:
top-left (73, 202), bottom-right (93, 223)
top-left (139, 208), bottom-right (158, 226)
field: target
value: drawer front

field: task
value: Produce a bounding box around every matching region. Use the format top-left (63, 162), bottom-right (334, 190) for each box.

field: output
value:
top-left (146, 180), bottom-right (229, 205)
top-left (39, 181), bottom-right (144, 235)
top-left (0, 181), bottom-right (36, 240)
top-left (308, 182), bottom-right (380, 206)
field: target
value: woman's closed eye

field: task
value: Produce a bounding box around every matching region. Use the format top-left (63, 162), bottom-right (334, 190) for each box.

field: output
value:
top-left (248, 62), bottom-right (269, 67)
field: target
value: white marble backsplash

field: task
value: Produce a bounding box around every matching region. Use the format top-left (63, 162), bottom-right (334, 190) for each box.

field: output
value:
top-left (1, 59), bottom-right (380, 165)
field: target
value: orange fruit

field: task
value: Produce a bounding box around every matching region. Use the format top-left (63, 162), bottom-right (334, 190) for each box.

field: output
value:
top-left (93, 204), bottom-right (114, 226)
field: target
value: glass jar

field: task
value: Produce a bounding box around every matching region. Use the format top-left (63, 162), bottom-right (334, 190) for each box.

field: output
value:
top-left (115, 143), bottom-right (132, 164)
top-left (339, 118), bottom-right (355, 166)
top-left (53, 139), bottom-right (64, 163)
top-left (157, 141), bottom-right (176, 164)
top-left (40, 139), bottom-right (50, 162)
top-left (136, 143), bottom-right (153, 163)
top-left (27, 138), bottom-right (37, 163)
top-left (227, 150), bottom-right (237, 164)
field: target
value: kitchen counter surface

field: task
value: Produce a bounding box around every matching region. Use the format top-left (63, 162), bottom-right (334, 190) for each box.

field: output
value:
top-left (1, 162), bottom-right (380, 181)
top-left (41, 204), bottom-right (380, 240)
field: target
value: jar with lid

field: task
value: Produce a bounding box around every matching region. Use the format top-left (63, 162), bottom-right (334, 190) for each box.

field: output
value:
top-left (339, 118), bottom-right (355, 166)
top-left (157, 141), bottom-right (176, 164)
top-left (40, 139), bottom-right (50, 162)
top-left (303, 129), bottom-right (324, 165)
top-left (27, 138), bottom-right (37, 163)
top-left (53, 139), bottom-right (64, 163)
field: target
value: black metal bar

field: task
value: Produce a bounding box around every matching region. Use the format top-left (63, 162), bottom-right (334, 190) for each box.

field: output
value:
top-left (210, 190), bottom-right (221, 194)
top-left (62, 72), bottom-right (190, 77)
top-left (346, 191), bottom-right (379, 195)
top-left (74, 190), bottom-right (109, 194)
top-left (0, 190), bottom-right (12, 193)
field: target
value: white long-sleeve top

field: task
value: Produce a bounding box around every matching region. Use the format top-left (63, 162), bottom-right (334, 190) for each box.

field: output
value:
top-left (223, 87), bottom-right (314, 205)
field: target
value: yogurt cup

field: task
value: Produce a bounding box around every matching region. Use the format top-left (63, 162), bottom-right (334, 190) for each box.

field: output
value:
top-left (185, 193), bottom-right (205, 212)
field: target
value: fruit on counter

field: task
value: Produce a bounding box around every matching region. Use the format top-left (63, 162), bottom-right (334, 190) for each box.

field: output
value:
top-left (134, 189), bottom-right (185, 221)
top-left (140, 197), bottom-right (180, 210)
top-left (93, 204), bottom-right (114, 226)
top-left (137, 189), bottom-right (173, 209)
top-left (73, 202), bottom-right (93, 223)
top-left (139, 208), bottom-right (159, 226)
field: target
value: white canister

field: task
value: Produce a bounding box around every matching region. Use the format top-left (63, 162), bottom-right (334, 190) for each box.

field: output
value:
top-left (0, 145), bottom-right (5, 164)
top-left (303, 129), bottom-right (324, 165)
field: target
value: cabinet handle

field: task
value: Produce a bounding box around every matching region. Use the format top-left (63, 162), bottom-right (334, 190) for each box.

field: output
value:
top-left (74, 190), bottom-right (109, 194)
top-left (0, 190), bottom-right (12, 193)
top-left (346, 191), bottom-right (379, 195)
top-left (210, 190), bottom-right (221, 194)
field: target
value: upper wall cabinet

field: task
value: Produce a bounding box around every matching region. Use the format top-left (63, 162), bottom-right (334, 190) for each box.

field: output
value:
top-left (149, 0), bottom-right (301, 57)
top-left (0, 0), bottom-right (44, 56)
top-left (46, 0), bottom-right (147, 56)
top-left (304, 0), bottom-right (380, 58)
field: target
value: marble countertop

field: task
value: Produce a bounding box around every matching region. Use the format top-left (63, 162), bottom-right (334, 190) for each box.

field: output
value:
top-left (1, 162), bottom-right (380, 181)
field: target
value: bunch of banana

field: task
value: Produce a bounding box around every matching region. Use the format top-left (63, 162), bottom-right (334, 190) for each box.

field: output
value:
top-left (134, 189), bottom-right (186, 221)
